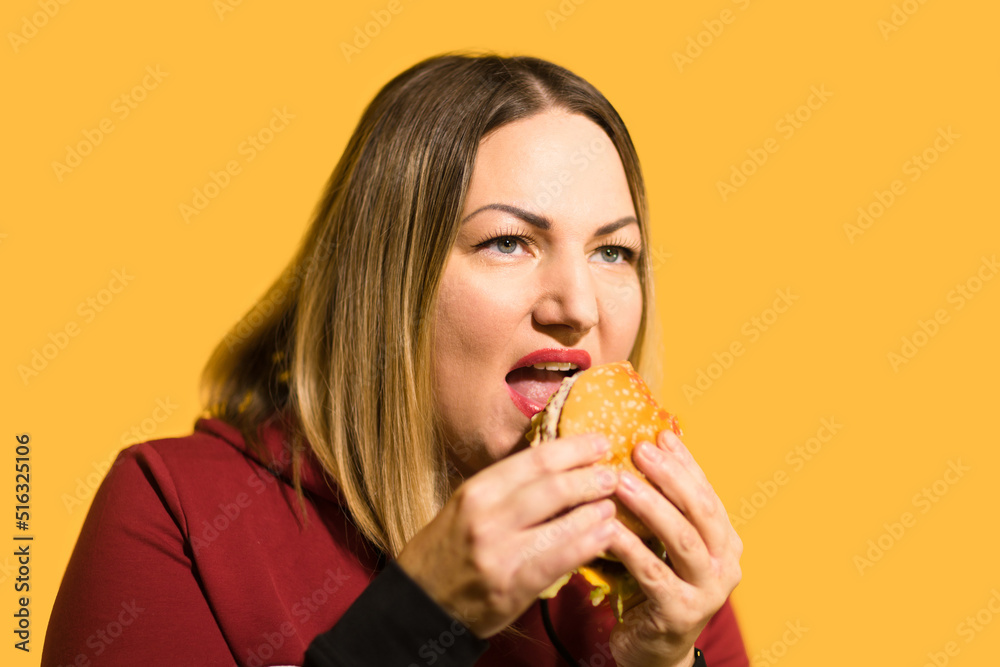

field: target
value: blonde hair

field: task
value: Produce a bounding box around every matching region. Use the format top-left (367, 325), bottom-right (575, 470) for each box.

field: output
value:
top-left (199, 48), bottom-right (661, 602)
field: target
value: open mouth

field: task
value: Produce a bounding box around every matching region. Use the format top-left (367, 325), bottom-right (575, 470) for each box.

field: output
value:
top-left (505, 365), bottom-right (580, 418)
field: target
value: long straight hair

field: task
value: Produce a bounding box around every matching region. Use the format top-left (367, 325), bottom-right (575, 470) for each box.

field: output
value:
top-left (199, 51), bottom-right (661, 568)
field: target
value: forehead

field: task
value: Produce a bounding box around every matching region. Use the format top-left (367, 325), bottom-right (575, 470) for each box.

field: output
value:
top-left (465, 110), bottom-right (635, 229)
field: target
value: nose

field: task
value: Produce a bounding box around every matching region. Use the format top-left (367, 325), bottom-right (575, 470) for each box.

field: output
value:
top-left (531, 253), bottom-right (600, 334)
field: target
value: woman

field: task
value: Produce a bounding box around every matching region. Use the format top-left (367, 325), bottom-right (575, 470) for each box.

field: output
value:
top-left (43, 52), bottom-right (747, 666)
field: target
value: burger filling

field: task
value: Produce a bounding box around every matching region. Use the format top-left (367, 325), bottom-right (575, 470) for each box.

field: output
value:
top-left (526, 372), bottom-right (580, 447)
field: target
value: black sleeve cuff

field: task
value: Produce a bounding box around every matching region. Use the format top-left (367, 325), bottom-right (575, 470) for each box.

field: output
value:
top-left (304, 559), bottom-right (490, 667)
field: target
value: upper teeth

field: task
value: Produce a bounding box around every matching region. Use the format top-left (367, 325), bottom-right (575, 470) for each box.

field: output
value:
top-left (531, 362), bottom-right (579, 371)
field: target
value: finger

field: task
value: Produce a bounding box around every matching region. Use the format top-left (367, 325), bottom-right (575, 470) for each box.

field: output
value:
top-left (603, 519), bottom-right (692, 612)
top-left (637, 437), bottom-right (733, 557)
top-left (475, 433), bottom-right (610, 499)
top-left (658, 430), bottom-right (710, 490)
top-left (502, 463), bottom-right (619, 530)
top-left (617, 467), bottom-right (711, 584)
top-left (516, 499), bottom-right (618, 594)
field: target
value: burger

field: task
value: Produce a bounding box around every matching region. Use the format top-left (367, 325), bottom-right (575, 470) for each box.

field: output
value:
top-left (526, 360), bottom-right (683, 621)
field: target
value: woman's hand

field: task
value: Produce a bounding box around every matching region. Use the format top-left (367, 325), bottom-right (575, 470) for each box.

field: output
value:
top-left (395, 433), bottom-right (620, 639)
top-left (605, 429), bottom-right (743, 667)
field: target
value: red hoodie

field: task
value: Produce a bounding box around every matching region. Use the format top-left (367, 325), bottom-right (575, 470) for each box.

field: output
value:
top-left (42, 415), bottom-right (749, 666)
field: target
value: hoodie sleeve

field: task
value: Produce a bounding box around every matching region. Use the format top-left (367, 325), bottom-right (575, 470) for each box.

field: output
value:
top-left (41, 445), bottom-right (237, 666)
top-left (304, 559), bottom-right (490, 667)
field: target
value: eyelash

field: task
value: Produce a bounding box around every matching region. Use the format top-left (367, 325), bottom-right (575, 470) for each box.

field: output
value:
top-left (473, 226), bottom-right (642, 263)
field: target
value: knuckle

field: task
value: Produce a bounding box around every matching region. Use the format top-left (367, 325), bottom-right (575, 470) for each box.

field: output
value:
top-left (639, 559), bottom-right (669, 588)
top-left (454, 482), bottom-right (486, 516)
top-left (550, 472), bottom-right (576, 501)
top-left (730, 562), bottom-right (743, 588)
top-left (530, 446), bottom-right (561, 474)
top-left (675, 448), bottom-right (689, 465)
top-left (580, 469), bottom-right (610, 501)
top-left (517, 542), bottom-right (538, 563)
top-left (573, 505), bottom-right (602, 534)
top-left (699, 490), bottom-right (717, 517)
top-left (732, 532), bottom-right (744, 557)
top-left (586, 499), bottom-right (614, 526)
top-left (549, 514), bottom-right (574, 540)
top-left (677, 528), bottom-right (699, 554)
top-left (467, 519), bottom-right (495, 548)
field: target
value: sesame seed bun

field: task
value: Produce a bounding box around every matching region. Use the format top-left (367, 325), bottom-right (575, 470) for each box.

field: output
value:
top-left (527, 360), bottom-right (683, 621)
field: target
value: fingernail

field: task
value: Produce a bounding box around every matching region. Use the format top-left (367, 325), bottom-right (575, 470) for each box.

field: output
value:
top-left (596, 499), bottom-right (616, 519)
top-left (596, 468), bottom-right (616, 489)
top-left (591, 435), bottom-right (610, 454)
top-left (638, 442), bottom-right (662, 462)
top-left (659, 430), bottom-right (677, 451)
top-left (619, 471), bottom-right (640, 493)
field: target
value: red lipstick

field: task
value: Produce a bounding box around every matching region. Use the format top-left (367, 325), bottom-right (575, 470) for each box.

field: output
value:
top-left (505, 348), bottom-right (592, 418)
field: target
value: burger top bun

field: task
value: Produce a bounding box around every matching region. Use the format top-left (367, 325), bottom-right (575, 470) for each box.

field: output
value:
top-left (527, 360), bottom-right (682, 547)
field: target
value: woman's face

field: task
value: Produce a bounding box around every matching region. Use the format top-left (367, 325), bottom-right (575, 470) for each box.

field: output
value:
top-left (432, 109), bottom-right (644, 482)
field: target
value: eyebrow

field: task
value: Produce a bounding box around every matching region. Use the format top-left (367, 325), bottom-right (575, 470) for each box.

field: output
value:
top-left (460, 203), bottom-right (638, 237)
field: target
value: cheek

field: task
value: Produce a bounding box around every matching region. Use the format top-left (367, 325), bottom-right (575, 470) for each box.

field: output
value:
top-left (598, 275), bottom-right (643, 342)
top-left (432, 269), bottom-right (526, 385)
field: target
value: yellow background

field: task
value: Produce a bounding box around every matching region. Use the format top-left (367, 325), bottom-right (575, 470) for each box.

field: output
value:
top-left (4, 0), bottom-right (998, 665)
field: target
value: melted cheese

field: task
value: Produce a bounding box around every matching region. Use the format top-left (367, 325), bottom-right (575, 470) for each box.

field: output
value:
top-left (578, 566), bottom-right (612, 605)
